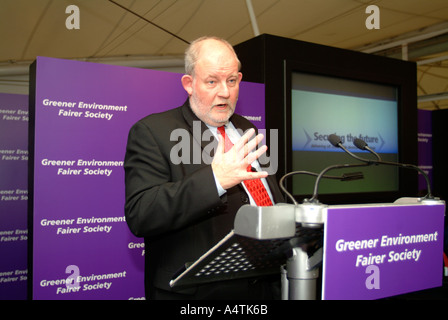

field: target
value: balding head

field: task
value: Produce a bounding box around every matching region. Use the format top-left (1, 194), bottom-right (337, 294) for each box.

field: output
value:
top-left (184, 36), bottom-right (241, 76)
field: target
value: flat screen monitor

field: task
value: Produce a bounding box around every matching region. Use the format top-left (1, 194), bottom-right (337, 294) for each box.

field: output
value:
top-left (234, 35), bottom-right (418, 205)
top-left (290, 72), bottom-right (399, 198)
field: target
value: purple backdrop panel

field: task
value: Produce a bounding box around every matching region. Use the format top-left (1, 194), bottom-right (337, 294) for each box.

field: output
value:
top-left (31, 56), bottom-right (265, 300)
top-left (0, 93), bottom-right (29, 300)
top-left (417, 109), bottom-right (432, 192)
top-left (322, 201), bottom-right (445, 300)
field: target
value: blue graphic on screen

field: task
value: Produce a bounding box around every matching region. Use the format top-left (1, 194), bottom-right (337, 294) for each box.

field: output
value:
top-left (292, 90), bottom-right (398, 153)
top-left (290, 72), bottom-right (399, 196)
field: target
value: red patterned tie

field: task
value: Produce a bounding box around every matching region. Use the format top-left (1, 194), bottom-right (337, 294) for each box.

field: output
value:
top-left (217, 126), bottom-right (273, 206)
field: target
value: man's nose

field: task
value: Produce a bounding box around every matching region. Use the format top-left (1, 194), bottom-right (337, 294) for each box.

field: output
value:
top-left (217, 82), bottom-right (230, 98)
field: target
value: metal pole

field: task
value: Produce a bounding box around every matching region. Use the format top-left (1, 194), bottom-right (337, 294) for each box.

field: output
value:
top-left (280, 265), bottom-right (289, 300)
top-left (245, 0), bottom-right (260, 36)
top-left (286, 246), bottom-right (320, 300)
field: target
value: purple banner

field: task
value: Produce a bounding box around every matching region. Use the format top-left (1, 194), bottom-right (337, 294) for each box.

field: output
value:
top-left (322, 200), bottom-right (445, 300)
top-left (0, 93), bottom-right (29, 300)
top-left (30, 56), bottom-right (265, 299)
top-left (417, 109), bottom-right (433, 193)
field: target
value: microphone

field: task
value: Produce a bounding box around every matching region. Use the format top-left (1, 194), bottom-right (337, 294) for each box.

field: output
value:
top-left (298, 134), bottom-right (372, 203)
top-left (328, 134), bottom-right (376, 164)
top-left (353, 138), bottom-right (382, 161)
top-left (331, 134), bottom-right (434, 200)
top-left (280, 170), bottom-right (364, 205)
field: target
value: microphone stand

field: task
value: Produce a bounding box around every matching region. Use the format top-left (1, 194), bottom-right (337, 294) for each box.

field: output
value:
top-left (279, 170), bottom-right (364, 205)
top-left (308, 163), bottom-right (372, 203)
top-left (328, 134), bottom-right (435, 200)
top-left (352, 137), bottom-right (435, 200)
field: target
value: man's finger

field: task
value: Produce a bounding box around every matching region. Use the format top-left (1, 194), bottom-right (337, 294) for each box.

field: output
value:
top-left (234, 128), bottom-right (255, 151)
top-left (243, 170), bottom-right (269, 181)
top-left (245, 145), bottom-right (267, 166)
top-left (245, 133), bottom-right (265, 156)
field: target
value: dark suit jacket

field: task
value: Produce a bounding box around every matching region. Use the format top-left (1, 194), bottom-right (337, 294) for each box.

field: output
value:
top-left (124, 100), bottom-right (284, 297)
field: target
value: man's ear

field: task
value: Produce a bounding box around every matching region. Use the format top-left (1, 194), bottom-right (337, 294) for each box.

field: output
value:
top-left (181, 75), bottom-right (193, 96)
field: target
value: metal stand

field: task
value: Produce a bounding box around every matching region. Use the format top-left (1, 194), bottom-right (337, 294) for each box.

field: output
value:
top-left (284, 246), bottom-right (321, 300)
top-left (232, 202), bottom-right (325, 300)
top-left (170, 203), bottom-right (325, 300)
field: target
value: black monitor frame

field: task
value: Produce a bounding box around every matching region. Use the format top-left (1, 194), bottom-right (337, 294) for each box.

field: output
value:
top-left (235, 34), bottom-right (417, 205)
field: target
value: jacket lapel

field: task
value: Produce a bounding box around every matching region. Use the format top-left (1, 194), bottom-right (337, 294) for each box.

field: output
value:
top-left (181, 100), bottom-right (217, 163)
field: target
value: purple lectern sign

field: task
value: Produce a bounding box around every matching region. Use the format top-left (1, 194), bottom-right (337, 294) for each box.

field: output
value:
top-left (322, 200), bottom-right (445, 300)
top-left (30, 56), bottom-right (265, 300)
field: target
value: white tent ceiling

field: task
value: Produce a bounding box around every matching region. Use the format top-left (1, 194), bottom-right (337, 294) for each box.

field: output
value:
top-left (1, 0), bottom-right (447, 109)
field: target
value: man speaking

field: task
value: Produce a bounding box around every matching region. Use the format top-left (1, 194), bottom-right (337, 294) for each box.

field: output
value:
top-left (124, 36), bottom-right (283, 300)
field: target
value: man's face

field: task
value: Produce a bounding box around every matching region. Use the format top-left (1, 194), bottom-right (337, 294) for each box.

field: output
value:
top-left (182, 40), bottom-right (242, 127)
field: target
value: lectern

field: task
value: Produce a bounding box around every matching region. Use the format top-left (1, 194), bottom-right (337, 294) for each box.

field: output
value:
top-left (170, 198), bottom-right (445, 300)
